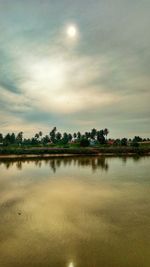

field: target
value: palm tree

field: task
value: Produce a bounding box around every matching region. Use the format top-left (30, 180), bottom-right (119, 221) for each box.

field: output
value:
top-left (77, 131), bottom-right (81, 140)
top-left (35, 133), bottom-right (39, 139)
top-left (39, 131), bottom-right (43, 137)
top-left (50, 127), bottom-right (57, 143)
top-left (103, 128), bottom-right (109, 139)
top-left (85, 132), bottom-right (90, 139)
top-left (56, 132), bottom-right (62, 142)
top-left (62, 132), bottom-right (69, 144)
top-left (73, 133), bottom-right (77, 139)
top-left (91, 128), bottom-right (97, 140)
top-left (16, 132), bottom-right (23, 145)
top-left (97, 130), bottom-right (105, 144)
top-left (68, 133), bottom-right (72, 142)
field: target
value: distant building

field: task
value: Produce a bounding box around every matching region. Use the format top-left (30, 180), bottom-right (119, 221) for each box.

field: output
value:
top-left (107, 139), bottom-right (115, 145)
top-left (90, 140), bottom-right (97, 146)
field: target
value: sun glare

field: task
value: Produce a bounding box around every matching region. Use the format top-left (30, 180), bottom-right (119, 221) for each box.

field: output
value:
top-left (66, 24), bottom-right (78, 39)
top-left (27, 58), bottom-right (66, 91)
top-left (68, 262), bottom-right (74, 267)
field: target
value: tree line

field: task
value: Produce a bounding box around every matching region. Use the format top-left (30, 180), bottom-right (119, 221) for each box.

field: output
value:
top-left (0, 128), bottom-right (108, 146)
top-left (0, 128), bottom-right (149, 147)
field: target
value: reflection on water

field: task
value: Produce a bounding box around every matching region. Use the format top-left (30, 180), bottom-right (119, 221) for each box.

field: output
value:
top-left (0, 156), bottom-right (109, 172)
top-left (0, 156), bottom-right (150, 267)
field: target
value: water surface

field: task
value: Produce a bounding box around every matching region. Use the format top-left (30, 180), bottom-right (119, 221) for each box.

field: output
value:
top-left (0, 156), bottom-right (150, 267)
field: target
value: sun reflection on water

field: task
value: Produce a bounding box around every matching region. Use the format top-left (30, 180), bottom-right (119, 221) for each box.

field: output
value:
top-left (68, 262), bottom-right (74, 267)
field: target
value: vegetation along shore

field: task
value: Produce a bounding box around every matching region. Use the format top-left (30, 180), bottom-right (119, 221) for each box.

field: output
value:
top-left (0, 127), bottom-right (150, 157)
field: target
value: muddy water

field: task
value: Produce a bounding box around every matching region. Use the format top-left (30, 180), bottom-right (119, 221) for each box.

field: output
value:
top-left (0, 156), bottom-right (150, 267)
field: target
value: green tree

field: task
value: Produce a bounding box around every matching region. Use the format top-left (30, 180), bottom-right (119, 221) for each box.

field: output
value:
top-left (77, 131), bottom-right (81, 140)
top-left (10, 133), bottom-right (16, 144)
top-left (97, 130), bottom-right (105, 144)
top-left (68, 133), bottom-right (72, 142)
top-left (0, 133), bottom-right (3, 143)
top-left (35, 133), bottom-right (39, 140)
top-left (73, 133), bottom-right (77, 139)
top-left (121, 138), bottom-right (128, 146)
top-left (62, 132), bottom-right (69, 144)
top-left (80, 138), bottom-right (90, 147)
top-left (16, 132), bottom-right (23, 145)
top-left (56, 132), bottom-right (62, 142)
top-left (50, 127), bottom-right (57, 143)
top-left (131, 141), bottom-right (139, 147)
top-left (85, 132), bottom-right (90, 139)
top-left (42, 135), bottom-right (50, 145)
top-left (91, 128), bottom-right (97, 140)
top-left (133, 136), bottom-right (142, 142)
top-left (4, 133), bottom-right (11, 145)
top-left (103, 128), bottom-right (109, 139)
top-left (31, 137), bottom-right (39, 145)
top-left (114, 139), bottom-right (121, 146)
top-left (23, 138), bottom-right (31, 145)
top-left (39, 131), bottom-right (42, 137)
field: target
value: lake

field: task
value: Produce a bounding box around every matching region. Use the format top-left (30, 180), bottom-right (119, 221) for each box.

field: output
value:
top-left (0, 156), bottom-right (150, 267)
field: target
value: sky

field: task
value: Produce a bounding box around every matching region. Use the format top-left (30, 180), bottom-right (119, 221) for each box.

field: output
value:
top-left (0, 0), bottom-right (150, 138)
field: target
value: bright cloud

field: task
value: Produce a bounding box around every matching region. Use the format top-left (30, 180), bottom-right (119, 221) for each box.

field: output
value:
top-left (18, 51), bottom-right (118, 114)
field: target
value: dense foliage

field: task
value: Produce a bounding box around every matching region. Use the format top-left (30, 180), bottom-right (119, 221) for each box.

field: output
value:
top-left (0, 128), bottom-right (109, 146)
top-left (0, 128), bottom-right (149, 148)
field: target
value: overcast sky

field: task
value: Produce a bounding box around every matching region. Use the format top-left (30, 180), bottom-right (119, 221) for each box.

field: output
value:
top-left (0, 0), bottom-right (150, 138)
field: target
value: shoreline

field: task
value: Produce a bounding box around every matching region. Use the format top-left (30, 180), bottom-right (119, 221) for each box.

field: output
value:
top-left (0, 146), bottom-right (150, 159)
top-left (0, 152), bottom-right (150, 159)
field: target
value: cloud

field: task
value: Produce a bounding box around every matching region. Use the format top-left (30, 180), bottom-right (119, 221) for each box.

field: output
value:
top-left (18, 50), bottom-right (120, 114)
top-left (0, 0), bottom-right (149, 137)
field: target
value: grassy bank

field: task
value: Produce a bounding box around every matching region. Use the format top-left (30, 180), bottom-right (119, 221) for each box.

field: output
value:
top-left (0, 145), bottom-right (150, 158)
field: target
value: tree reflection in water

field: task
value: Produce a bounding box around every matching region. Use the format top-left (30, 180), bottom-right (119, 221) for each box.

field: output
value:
top-left (121, 155), bottom-right (142, 165)
top-left (0, 156), bottom-right (109, 173)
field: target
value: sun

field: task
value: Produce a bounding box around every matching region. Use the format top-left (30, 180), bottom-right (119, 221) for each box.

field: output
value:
top-left (66, 25), bottom-right (78, 38)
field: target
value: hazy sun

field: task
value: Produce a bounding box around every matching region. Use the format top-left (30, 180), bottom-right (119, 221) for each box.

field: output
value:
top-left (66, 25), bottom-right (78, 38)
